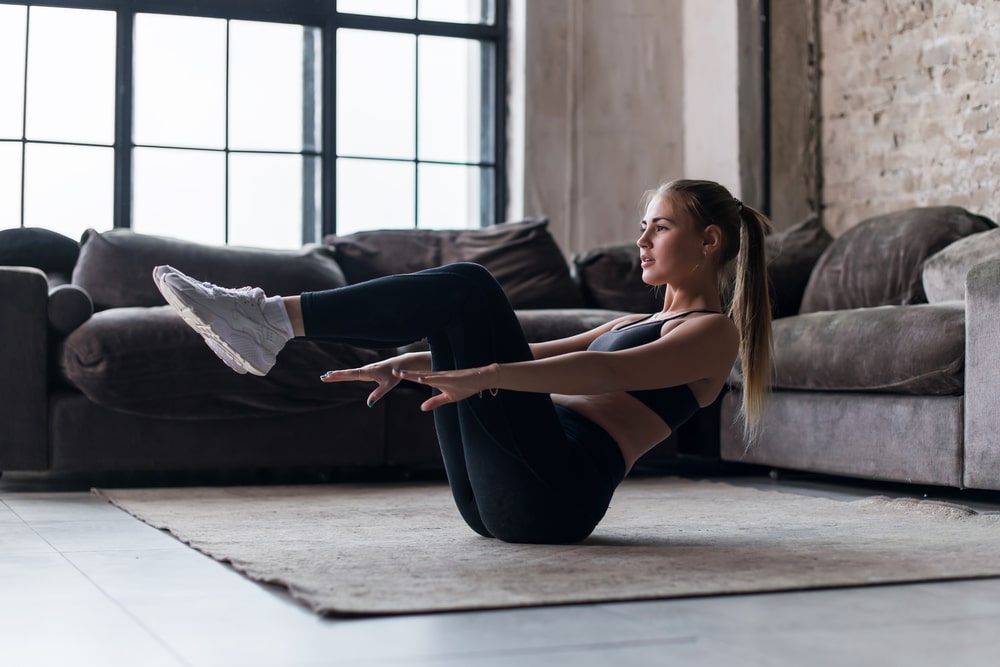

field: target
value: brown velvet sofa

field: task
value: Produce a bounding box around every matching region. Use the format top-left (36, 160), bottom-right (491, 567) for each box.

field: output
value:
top-left (720, 206), bottom-right (1000, 491)
top-left (0, 219), bottom-right (706, 477)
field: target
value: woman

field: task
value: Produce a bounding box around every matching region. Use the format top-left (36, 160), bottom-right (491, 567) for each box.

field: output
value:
top-left (154, 179), bottom-right (773, 544)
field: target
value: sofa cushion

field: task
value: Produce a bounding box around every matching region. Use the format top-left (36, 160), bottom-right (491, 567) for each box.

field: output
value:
top-left (0, 226), bottom-right (80, 286)
top-left (59, 306), bottom-right (384, 419)
top-left (799, 206), bottom-right (994, 313)
top-left (729, 302), bottom-right (965, 395)
top-left (73, 229), bottom-right (347, 310)
top-left (517, 308), bottom-right (633, 343)
top-left (573, 213), bottom-right (832, 317)
top-left (922, 228), bottom-right (1000, 303)
top-left (325, 218), bottom-right (584, 309)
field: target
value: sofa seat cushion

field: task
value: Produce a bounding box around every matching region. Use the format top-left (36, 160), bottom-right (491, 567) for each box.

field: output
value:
top-left (515, 308), bottom-right (633, 342)
top-left (60, 306), bottom-right (385, 419)
top-left (800, 206), bottom-right (994, 313)
top-left (729, 302), bottom-right (965, 394)
top-left (73, 229), bottom-right (347, 310)
top-left (395, 308), bottom-right (633, 356)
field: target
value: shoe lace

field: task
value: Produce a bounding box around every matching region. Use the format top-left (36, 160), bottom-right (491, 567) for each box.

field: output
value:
top-left (202, 281), bottom-right (265, 303)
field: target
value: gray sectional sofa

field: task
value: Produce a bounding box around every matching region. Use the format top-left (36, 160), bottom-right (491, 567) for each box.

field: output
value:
top-left (721, 207), bottom-right (1000, 491)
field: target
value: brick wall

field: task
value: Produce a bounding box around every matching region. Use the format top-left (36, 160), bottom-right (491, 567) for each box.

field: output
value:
top-left (821, 0), bottom-right (1000, 235)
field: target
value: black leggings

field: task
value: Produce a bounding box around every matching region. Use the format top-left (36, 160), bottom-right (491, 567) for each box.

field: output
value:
top-left (300, 262), bottom-right (626, 544)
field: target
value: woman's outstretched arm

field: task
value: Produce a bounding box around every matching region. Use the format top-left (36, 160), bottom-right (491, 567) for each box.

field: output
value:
top-left (404, 314), bottom-right (737, 411)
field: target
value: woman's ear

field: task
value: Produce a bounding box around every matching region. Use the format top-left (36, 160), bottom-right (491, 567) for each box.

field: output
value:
top-left (703, 224), bottom-right (723, 255)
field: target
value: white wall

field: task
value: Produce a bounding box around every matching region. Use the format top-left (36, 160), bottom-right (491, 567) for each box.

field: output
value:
top-left (510, 0), bottom-right (744, 256)
top-left (682, 0), bottom-right (741, 198)
top-left (510, 0), bottom-right (686, 255)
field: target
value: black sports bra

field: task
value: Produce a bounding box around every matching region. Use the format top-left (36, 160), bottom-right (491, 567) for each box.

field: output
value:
top-left (587, 310), bottom-right (721, 430)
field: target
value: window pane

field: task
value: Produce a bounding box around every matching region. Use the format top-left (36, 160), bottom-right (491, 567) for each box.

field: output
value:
top-left (337, 158), bottom-right (414, 234)
top-left (25, 7), bottom-right (115, 145)
top-left (0, 142), bottom-right (22, 227)
top-left (229, 153), bottom-right (303, 249)
top-left (337, 30), bottom-right (415, 160)
top-left (418, 36), bottom-right (486, 163)
top-left (23, 143), bottom-right (113, 238)
top-left (134, 14), bottom-right (226, 149)
top-left (230, 22), bottom-right (319, 153)
top-left (418, 163), bottom-right (485, 230)
top-left (419, 0), bottom-right (493, 24)
top-left (0, 5), bottom-right (27, 140)
top-left (133, 148), bottom-right (225, 245)
top-left (336, 0), bottom-right (415, 19)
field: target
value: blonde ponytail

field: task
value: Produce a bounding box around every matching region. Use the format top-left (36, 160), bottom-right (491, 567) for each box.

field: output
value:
top-left (730, 203), bottom-right (773, 441)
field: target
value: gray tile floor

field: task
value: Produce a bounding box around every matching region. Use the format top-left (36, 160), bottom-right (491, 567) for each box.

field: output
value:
top-left (4, 470), bottom-right (1000, 667)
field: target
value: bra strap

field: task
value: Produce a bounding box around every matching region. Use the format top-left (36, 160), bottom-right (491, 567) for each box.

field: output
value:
top-left (658, 309), bottom-right (724, 322)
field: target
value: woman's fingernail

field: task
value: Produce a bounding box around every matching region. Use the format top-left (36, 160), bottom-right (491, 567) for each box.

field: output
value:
top-left (320, 372), bottom-right (331, 379)
top-left (367, 400), bottom-right (375, 408)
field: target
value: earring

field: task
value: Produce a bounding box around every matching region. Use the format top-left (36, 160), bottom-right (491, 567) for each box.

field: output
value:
top-left (691, 249), bottom-right (707, 274)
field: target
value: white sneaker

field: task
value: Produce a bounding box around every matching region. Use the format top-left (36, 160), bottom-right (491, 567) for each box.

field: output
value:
top-left (204, 337), bottom-right (249, 375)
top-left (153, 265), bottom-right (289, 376)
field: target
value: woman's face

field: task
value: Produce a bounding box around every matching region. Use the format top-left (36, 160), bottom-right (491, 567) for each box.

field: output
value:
top-left (636, 194), bottom-right (705, 286)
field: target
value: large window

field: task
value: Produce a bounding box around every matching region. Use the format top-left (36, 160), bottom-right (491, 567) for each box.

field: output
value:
top-left (0, 0), bottom-right (506, 247)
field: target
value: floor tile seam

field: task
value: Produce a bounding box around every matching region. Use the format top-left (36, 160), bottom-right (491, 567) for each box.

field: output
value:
top-left (13, 517), bottom-right (157, 526)
top-left (0, 497), bottom-right (32, 524)
top-left (712, 611), bottom-right (1000, 644)
top-left (597, 589), bottom-right (1000, 631)
top-left (52, 544), bottom-right (192, 555)
top-left (56, 548), bottom-right (196, 667)
top-left (311, 634), bottom-right (701, 667)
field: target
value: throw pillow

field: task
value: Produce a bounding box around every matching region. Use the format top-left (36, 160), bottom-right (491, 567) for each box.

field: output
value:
top-left (799, 206), bottom-right (995, 313)
top-left (325, 218), bottom-right (584, 309)
top-left (0, 227), bottom-right (80, 285)
top-left (323, 229), bottom-right (444, 284)
top-left (73, 229), bottom-right (347, 310)
top-left (922, 228), bottom-right (1000, 303)
top-left (445, 218), bottom-right (584, 309)
top-left (764, 213), bottom-right (833, 319)
top-left (572, 243), bottom-right (662, 313)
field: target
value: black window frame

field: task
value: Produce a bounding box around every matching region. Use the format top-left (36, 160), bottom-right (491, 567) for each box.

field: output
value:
top-left (0, 0), bottom-right (508, 240)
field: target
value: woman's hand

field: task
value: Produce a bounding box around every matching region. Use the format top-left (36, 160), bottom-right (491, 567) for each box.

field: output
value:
top-left (320, 352), bottom-right (430, 407)
top-left (396, 363), bottom-right (499, 412)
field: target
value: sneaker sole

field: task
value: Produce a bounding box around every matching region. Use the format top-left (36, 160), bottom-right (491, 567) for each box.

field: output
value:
top-left (154, 268), bottom-right (269, 376)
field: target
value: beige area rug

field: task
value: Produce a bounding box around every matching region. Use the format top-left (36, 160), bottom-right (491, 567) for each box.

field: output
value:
top-left (96, 478), bottom-right (1000, 617)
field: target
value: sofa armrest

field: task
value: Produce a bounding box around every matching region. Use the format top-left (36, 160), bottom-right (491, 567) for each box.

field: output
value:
top-left (0, 266), bottom-right (49, 470)
top-left (963, 258), bottom-right (1000, 489)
